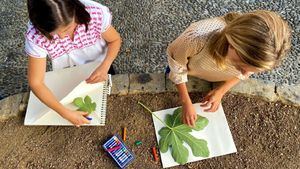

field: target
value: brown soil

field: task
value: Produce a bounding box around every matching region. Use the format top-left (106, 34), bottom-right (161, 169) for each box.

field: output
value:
top-left (0, 93), bottom-right (299, 169)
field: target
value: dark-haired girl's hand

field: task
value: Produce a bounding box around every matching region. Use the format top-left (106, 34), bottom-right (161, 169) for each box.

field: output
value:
top-left (61, 109), bottom-right (90, 127)
top-left (86, 65), bottom-right (109, 84)
top-left (200, 89), bottom-right (224, 112)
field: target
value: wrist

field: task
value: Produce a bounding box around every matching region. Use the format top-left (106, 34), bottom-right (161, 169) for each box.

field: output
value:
top-left (181, 97), bottom-right (192, 105)
top-left (101, 59), bottom-right (113, 70)
top-left (215, 85), bottom-right (229, 94)
top-left (58, 108), bottom-right (71, 118)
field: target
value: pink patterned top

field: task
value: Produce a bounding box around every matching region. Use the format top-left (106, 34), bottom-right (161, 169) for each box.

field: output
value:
top-left (24, 0), bottom-right (112, 70)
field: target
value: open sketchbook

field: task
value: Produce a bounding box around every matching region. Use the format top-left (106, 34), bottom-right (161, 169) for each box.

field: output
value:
top-left (152, 104), bottom-right (237, 168)
top-left (24, 61), bottom-right (111, 126)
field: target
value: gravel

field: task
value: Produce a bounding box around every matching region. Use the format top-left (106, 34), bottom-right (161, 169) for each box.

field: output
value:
top-left (0, 0), bottom-right (299, 99)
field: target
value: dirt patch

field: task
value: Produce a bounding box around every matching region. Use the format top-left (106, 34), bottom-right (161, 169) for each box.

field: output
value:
top-left (0, 93), bottom-right (299, 169)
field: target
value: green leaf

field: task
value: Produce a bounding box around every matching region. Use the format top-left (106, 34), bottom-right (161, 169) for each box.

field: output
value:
top-left (171, 108), bottom-right (183, 127)
top-left (84, 96), bottom-right (92, 104)
top-left (91, 102), bottom-right (96, 111)
top-left (194, 115), bottom-right (209, 131)
top-left (158, 108), bottom-right (210, 164)
top-left (175, 129), bottom-right (209, 157)
top-left (72, 95), bottom-right (97, 115)
top-left (165, 114), bottom-right (173, 127)
top-left (137, 102), bottom-right (210, 164)
top-left (73, 97), bottom-right (84, 107)
top-left (169, 132), bottom-right (189, 164)
top-left (159, 127), bottom-right (172, 153)
top-left (78, 106), bottom-right (89, 112)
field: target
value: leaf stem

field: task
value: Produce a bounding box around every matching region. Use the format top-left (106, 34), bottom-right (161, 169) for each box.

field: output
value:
top-left (138, 101), bottom-right (172, 129)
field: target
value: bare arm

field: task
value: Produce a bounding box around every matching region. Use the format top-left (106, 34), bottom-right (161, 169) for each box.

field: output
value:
top-left (176, 83), bottom-right (197, 127)
top-left (176, 83), bottom-right (192, 105)
top-left (28, 57), bottom-right (89, 126)
top-left (28, 57), bottom-right (67, 114)
top-left (177, 77), bottom-right (241, 126)
top-left (101, 26), bottom-right (122, 70)
top-left (217, 77), bottom-right (240, 94)
top-left (86, 26), bottom-right (122, 83)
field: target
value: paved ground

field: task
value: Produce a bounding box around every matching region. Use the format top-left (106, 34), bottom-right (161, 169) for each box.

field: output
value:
top-left (0, 0), bottom-right (299, 99)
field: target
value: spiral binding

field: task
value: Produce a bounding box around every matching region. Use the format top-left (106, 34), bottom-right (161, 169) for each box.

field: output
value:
top-left (98, 74), bottom-right (112, 125)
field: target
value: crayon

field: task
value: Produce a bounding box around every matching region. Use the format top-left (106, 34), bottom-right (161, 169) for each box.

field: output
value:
top-left (85, 116), bottom-right (92, 120)
top-left (115, 148), bottom-right (124, 156)
top-left (119, 151), bottom-right (129, 162)
top-left (105, 138), bottom-right (115, 148)
top-left (135, 140), bottom-right (142, 146)
top-left (107, 139), bottom-right (117, 148)
top-left (122, 127), bottom-right (127, 141)
top-left (107, 145), bottom-right (121, 152)
top-left (152, 147), bottom-right (159, 162)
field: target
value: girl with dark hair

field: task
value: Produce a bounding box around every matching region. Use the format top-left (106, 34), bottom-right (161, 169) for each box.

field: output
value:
top-left (25, 0), bottom-right (121, 127)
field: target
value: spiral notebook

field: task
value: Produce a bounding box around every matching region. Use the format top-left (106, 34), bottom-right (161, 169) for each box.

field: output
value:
top-left (24, 61), bottom-right (111, 126)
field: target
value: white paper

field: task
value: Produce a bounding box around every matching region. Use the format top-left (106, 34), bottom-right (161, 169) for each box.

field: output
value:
top-left (152, 104), bottom-right (237, 168)
top-left (24, 61), bottom-right (108, 126)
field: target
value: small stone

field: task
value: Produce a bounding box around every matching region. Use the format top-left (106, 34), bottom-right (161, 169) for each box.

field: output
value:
top-left (0, 92), bottom-right (26, 121)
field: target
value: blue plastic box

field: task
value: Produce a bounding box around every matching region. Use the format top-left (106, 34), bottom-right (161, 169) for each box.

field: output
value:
top-left (103, 134), bottom-right (135, 168)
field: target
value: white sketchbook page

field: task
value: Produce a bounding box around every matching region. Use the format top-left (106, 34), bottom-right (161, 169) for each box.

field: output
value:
top-left (24, 61), bottom-right (101, 125)
top-left (32, 81), bottom-right (105, 126)
top-left (152, 104), bottom-right (237, 168)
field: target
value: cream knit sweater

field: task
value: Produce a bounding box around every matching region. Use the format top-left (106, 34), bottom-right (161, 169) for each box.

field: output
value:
top-left (167, 17), bottom-right (250, 84)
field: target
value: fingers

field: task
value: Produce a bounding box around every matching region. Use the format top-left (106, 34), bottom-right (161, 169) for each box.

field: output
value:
top-left (82, 117), bottom-right (90, 124)
top-left (204, 102), bottom-right (220, 112)
top-left (188, 118), bottom-right (196, 127)
top-left (199, 95), bottom-right (209, 106)
top-left (200, 98), bottom-right (213, 108)
top-left (86, 73), bottom-right (97, 83)
top-left (86, 75), bottom-right (108, 84)
top-left (80, 111), bottom-right (88, 116)
top-left (183, 113), bottom-right (197, 127)
top-left (73, 113), bottom-right (90, 127)
top-left (182, 114), bottom-right (187, 125)
top-left (200, 92), bottom-right (213, 107)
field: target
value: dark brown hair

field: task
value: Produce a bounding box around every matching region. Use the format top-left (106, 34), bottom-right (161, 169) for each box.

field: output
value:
top-left (27, 0), bottom-right (91, 39)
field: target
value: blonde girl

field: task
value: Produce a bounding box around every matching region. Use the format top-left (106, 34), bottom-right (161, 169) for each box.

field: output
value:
top-left (167, 10), bottom-right (291, 126)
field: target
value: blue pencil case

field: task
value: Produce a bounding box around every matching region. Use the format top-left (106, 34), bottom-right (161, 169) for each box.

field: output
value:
top-left (103, 134), bottom-right (135, 169)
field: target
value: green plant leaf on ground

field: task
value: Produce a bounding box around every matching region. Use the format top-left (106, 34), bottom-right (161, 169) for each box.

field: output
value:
top-left (138, 102), bottom-right (209, 165)
top-left (72, 96), bottom-right (96, 115)
top-left (158, 107), bottom-right (209, 164)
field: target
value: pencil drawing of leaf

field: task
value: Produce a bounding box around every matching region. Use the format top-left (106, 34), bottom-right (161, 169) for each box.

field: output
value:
top-left (138, 102), bottom-right (209, 165)
top-left (73, 96), bottom-right (96, 114)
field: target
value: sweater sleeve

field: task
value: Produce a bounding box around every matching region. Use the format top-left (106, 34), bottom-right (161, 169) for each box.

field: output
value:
top-left (167, 17), bottom-right (224, 84)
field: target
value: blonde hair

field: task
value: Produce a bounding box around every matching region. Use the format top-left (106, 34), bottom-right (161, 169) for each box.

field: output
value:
top-left (208, 10), bottom-right (291, 70)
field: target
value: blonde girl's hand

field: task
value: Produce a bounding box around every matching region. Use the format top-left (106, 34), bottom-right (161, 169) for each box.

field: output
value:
top-left (182, 102), bottom-right (197, 127)
top-left (62, 110), bottom-right (90, 127)
top-left (200, 89), bottom-right (224, 112)
top-left (86, 65), bottom-right (109, 84)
